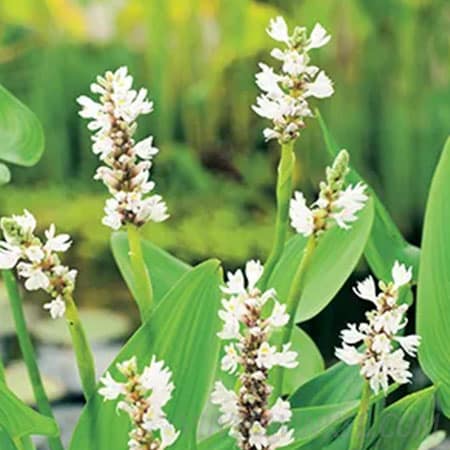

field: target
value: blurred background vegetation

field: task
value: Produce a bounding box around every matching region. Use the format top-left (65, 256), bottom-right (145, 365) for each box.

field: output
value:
top-left (0, 0), bottom-right (449, 351)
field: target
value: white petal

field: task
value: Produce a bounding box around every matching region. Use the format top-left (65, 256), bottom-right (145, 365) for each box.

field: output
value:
top-left (43, 297), bottom-right (66, 319)
top-left (394, 335), bottom-right (421, 356)
top-left (305, 71), bottom-right (334, 98)
top-left (289, 191), bottom-right (314, 236)
top-left (307, 23), bottom-right (331, 50)
top-left (222, 269), bottom-right (245, 295)
top-left (0, 242), bottom-right (21, 269)
top-left (392, 261), bottom-right (412, 288)
top-left (245, 259), bottom-right (263, 290)
top-left (160, 423), bottom-right (180, 447)
top-left (352, 275), bottom-right (378, 304)
top-left (266, 16), bottom-right (290, 43)
top-left (335, 343), bottom-right (364, 365)
top-left (134, 136), bottom-right (159, 160)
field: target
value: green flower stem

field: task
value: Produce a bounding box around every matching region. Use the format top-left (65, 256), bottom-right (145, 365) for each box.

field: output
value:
top-left (275, 234), bottom-right (316, 396)
top-left (13, 438), bottom-right (26, 450)
top-left (259, 141), bottom-right (295, 289)
top-left (127, 223), bottom-right (153, 322)
top-left (373, 396), bottom-right (385, 428)
top-left (2, 270), bottom-right (64, 450)
top-left (64, 295), bottom-right (96, 400)
top-left (0, 354), bottom-right (5, 383)
top-left (349, 380), bottom-right (372, 450)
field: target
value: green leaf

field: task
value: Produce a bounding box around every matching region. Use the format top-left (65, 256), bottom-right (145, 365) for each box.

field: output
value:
top-left (369, 387), bottom-right (435, 450)
top-left (198, 401), bottom-right (359, 450)
top-left (0, 430), bottom-right (15, 450)
top-left (290, 361), bottom-right (363, 408)
top-left (417, 137), bottom-right (450, 417)
top-left (69, 259), bottom-right (222, 450)
top-left (0, 84), bottom-right (44, 168)
top-left (0, 381), bottom-right (59, 441)
top-left (298, 420), bottom-right (353, 450)
top-left (282, 327), bottom-right (324, 394)
top-left (316, 109), bottom-right (420, 280)
top-left (269, 198), bottom-right (374, 322)
top-left (111, 231), bottom-right (191, 306)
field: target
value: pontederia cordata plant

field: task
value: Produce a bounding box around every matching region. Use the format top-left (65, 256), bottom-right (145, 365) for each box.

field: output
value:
top-left (0, 13), bottom-right (448, 450)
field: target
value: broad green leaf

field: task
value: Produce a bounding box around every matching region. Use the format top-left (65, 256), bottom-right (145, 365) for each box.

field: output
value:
top-left (269, 198), bottom-right (374, 322)
top-left (111, 231), bottom-right (191, 306)
top-left (316, 110), bottom-right (420, 280)
top-left (417, 137), bottom-right (450, 417)
top-left (69, 259), bottom-right (222, 450)
top-left (0, 381), bottom-right (59, 441)
top-left (198, 401), bottom-right (359, 450)
top-left (0, 84), bottom-right (44, 168)
top-left (283, 327), bottom-right (324, 394)
top-left (298, 420), bottom-right (352, 450)
top-left (369, 387), bottom-right (435, 450)
top-left (290, 361), bottom-right (363, 408)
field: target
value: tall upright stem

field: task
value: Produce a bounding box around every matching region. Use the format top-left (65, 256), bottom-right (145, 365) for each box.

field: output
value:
top-left (64, 295), bottom-right (96, 399)
top-left (2, 270), bottom-right (64, 450)
top-left (349, 380), bottom-right (371, 450)
top-left (0, 353), bottom-right (5, 383)
top-left (284, 235), bottom-right (316, 329)
top-left (127, 224), bottom-right (153, 322)
top-left (259, 141), bottom-right (295, 289)
top-left (274, 235), bottom-right (316, 396)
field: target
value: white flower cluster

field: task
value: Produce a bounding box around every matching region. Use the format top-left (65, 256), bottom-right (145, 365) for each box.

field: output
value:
top-left (253, 16), bottom-right (334, 143)
top-left (77, 66), bottom-right (169, 230)
top-left (211, 260), bottom-right (297, 450)
top-left (289, 150), bottom-right (367, 237)
top-left (0, 210), bottom-right (76, 319)
top-left (99, 356), bottom-right (179, 450)
top-left (335, 261), bottom-right (421, 394)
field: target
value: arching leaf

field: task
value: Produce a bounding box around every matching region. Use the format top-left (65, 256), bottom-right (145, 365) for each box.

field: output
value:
top-left (0, 381), bottom-right (59, 442)
top-left (69, 259), bottom-right (222, 450)
top-left (0, 84), bottom-right (44, 168)
top-left (369, 387), bottom-right (435, 450)
top-left (417, 137), bottom-right (450, 417)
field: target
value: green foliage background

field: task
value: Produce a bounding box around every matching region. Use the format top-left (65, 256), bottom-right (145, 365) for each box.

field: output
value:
top-left (0, 0), bottom-right (448, 314)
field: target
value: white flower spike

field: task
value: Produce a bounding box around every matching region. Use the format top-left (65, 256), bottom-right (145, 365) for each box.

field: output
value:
top-left (335, 261), bottom-right (420, 394)
top-left (254, 17), bottom-right (334, 143)
top-left (212, 259), bottom-right (296, 450)
top-left (0, 211), bottom-right (77, 319)
top-left (99, 356), bottom-right (179, 450)
top-left (77, 66), bottom-right (168, 230)
top-left (289, 150), bottom-right (368, 237)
